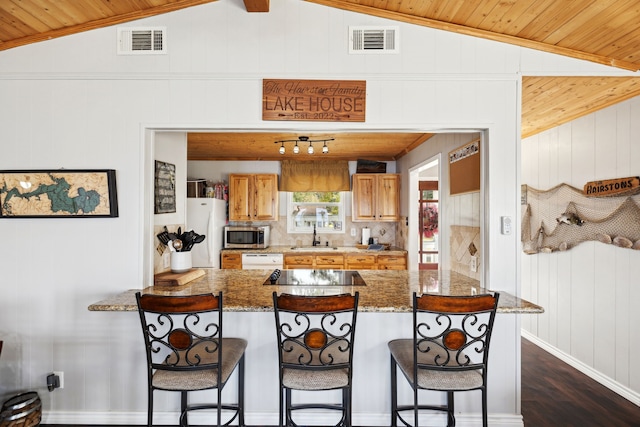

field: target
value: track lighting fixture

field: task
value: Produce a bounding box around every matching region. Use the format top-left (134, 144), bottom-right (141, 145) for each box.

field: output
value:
top-left (274, 136), bottom-right (335, 155)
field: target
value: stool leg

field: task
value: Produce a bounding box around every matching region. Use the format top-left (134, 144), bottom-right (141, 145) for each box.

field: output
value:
top-left (390, 356), bottom-right (397, 427)
top-left (447, 391), bottom-right (454, 427)
top-left (481, 387), bottom-right (487, 427)
top-left (147, 389), bottom-right (153, 427)
top-left (285, 388), bottom-right (292, 427)
top-left (238, 355), bottom-right (245, 426)
top-left (180, 391), bottom-right (188, 426)
top-left (344, 387), bottom-right (351, 427)
top-left (278, 385), bottom-right (284, 427)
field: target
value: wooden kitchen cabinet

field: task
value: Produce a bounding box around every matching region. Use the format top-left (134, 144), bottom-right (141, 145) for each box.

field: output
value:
top-left (221, 252), bottom-right (242, 269)
top-left (229, 174), bottom-right (278, 221)
top-left (345, 253), bottom-right (377, 270)
top-left (284, 254), bottom-right (314, 269)
top-left (352, 174), bottom-right (401, 221)
top-left (377, 253), bottom-right (407, 270)
top-left (314, 254), bottom-right (345, 269)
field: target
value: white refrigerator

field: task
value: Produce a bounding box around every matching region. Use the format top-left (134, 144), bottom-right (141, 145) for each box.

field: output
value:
top-left (186, 198), bottom-right (227, 268)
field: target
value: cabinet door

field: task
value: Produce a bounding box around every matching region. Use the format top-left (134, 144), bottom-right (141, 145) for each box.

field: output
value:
top-left (284, 254), bottom-right (313, 269)
top-left (377, 174), bottom-right (401, 221)
top-left (221, 253), bottom-right (242, 269)
top-left (345, 254), bottom-right (377, 270)
top-left (229, 174), bottom-right (253, 221)
top-left (254, 174), bottom-right (278, 221)
top-left (315, 254), bottom-right (345, 269)
top-left (377, 254), bottom-right (407, 270)
top-left (352, 174), bottom-right (377, 221)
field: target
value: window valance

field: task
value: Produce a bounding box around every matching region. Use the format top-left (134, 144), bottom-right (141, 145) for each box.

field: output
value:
top-left (280, 160), bottom-right (350, 192)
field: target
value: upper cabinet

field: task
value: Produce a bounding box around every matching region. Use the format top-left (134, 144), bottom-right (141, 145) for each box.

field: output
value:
top-left (352, 174), bottom-right (401, 222)
top-left (229, 174), bottom-right (279, 221)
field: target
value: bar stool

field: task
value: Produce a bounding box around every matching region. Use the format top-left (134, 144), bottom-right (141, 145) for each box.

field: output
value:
top-left (388, 292), bottom-right (500, 426)
top-left (272, 291), bottom-right (359, 427)
top-left (136, 291), bottom-right (247, 427)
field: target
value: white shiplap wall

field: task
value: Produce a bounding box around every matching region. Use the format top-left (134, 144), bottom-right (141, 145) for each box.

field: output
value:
top-left (0, 0), bottom-right (635, 424)
top-left (521, 96), bottom-right (640, 404)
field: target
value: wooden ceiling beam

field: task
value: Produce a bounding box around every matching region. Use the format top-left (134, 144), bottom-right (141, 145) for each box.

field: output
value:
top-left (243, 0), bottom-right (270, 13)
top-left (306, 0), bottom-right (640, 71)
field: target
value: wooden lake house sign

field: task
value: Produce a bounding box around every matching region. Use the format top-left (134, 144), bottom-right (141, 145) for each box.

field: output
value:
top-left (583, 176), bottom-right (640, 197)
top-left (263, 79), bottom-right (366, 122)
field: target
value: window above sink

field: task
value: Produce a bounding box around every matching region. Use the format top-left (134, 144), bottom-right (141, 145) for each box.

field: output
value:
top-left (287, 191), bottom-right (345, 234)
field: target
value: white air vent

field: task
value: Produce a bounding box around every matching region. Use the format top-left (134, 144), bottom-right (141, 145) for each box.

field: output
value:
top-left (349, 26), bottom-right (399, 54)
top-left (117, 27), bottom-right (166, 55)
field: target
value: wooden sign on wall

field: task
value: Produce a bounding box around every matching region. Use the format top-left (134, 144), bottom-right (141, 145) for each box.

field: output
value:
top-left (263, 79), bottom-right (366, 122)
top-left (583, 176), bottom-right (640, 197)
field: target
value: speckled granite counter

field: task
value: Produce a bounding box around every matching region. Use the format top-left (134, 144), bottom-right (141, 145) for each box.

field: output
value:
top-left (88, 269), bottom-right (542, 314)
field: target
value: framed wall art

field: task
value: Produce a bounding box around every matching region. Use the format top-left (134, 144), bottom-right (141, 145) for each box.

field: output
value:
top-left (0, 169), bottom-right (118, 218)
top-left (449, 139), bottom-right (480, 196)
top-left (154, 160), bottom-right (176, 214)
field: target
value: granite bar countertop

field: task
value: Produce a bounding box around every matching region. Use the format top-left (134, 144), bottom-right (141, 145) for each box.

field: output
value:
top-left (222, 245), bottom-right (407, 255)
top-left (88, 269), bottom-right (543, 314)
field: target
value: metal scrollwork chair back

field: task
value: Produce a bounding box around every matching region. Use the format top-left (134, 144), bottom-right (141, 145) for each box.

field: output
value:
top-left (388, 292), bottom-right (500, 427)
top-left (272, 291), bottom-right (359, 427)
top-left (136, 291), bottom-right (247, 427)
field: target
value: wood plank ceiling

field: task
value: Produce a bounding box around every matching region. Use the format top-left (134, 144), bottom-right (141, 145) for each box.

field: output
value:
top-left (2, 0), bottom-right (640, 160)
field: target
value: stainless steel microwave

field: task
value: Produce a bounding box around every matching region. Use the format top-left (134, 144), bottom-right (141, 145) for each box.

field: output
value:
top-left (224, 225), bottom-right (270, 249)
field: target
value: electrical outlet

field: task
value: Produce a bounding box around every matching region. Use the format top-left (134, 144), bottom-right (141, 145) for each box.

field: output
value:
top-left (350, 228), bottom-right (356, 237)
top-left (163, 252), bottom-right (170, 268)
top-left (470, 255), bottom-right (478, 272)
top-left (51, 371), bottom-right (64, 389)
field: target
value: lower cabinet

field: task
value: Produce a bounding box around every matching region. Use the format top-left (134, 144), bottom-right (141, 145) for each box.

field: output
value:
top-left (377, 254), bottom-right (407, 270)
top-left (314, 254), bottom-right (345, 269)
top-left (224, 251), bottom-right (406, 270)
top-left (221, 253), bottom-right (242, 269)
top-left (345, 254), bottom-right (377, 270)
top-left (284, 254), bottom-right (314, 269)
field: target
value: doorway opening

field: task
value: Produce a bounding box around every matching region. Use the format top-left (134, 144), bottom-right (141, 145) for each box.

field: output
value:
top-left (419, 179), bottom-right (438, 269)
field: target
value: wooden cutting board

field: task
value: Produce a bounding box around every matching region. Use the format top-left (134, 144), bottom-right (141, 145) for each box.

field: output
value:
top-left (154, 269), bottom-right (206, 286)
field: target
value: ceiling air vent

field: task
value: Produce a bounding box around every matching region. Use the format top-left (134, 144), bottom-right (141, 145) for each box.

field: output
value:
top-left (117, 27), bottom-right (166, 55)
top-left (349, 26), bottom-right (399, 54)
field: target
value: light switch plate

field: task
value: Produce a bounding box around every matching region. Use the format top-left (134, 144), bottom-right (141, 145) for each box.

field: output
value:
top-left (350, 228), bottom-right (356, 237)
top-left (501, 216), bottom-right (512, 235)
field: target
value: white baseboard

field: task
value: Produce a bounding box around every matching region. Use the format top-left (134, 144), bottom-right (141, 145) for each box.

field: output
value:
top-left (521, 330), bottom-right (640, 406)
top-left (42, 410), bottom-right (524, 426)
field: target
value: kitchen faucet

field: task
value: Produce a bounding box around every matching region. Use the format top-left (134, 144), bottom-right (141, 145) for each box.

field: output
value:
top-left (312, 224), bottom-right (321, 246)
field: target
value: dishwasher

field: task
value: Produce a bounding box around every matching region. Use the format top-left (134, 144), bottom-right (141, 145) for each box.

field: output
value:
top-left (242, 253), bottom-right (284, 270)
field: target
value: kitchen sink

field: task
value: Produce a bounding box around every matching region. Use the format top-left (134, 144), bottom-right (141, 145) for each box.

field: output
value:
top-left (290, 246), bottom-right (339, 251)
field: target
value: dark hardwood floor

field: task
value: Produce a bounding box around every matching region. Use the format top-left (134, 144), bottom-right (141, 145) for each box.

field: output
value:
top-left (522, 337), bottom-right (640, 426)
top-left (43, 338), bottom-right (640, 426)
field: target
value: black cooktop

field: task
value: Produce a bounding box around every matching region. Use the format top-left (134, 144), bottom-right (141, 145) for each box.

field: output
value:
top-left (263, 269), bottom-right (366, 286)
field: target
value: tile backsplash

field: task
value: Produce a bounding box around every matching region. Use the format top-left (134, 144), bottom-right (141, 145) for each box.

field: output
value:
top-left (259, 216), bottom-right (398, 248)
top-left (450, 225), bottom-right (481, 280)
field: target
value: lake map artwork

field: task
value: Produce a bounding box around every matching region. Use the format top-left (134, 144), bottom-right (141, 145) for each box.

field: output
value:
top-left (0, 170), bottom-right (118, 218)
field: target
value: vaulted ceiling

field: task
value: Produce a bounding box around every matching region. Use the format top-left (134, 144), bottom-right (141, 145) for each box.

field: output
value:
top-left (2, 0), bottom-right (640, 160)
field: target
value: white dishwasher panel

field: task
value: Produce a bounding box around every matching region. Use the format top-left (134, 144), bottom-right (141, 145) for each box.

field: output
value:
top-left (242, 253), bottom-right (283, 270)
